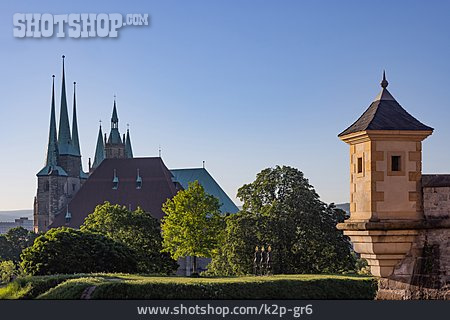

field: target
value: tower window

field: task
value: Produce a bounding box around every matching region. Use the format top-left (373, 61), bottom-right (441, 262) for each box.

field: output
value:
top-left (357, 157), bottom-right (363, 174)
top-left (391, 156), bottom-right (401, 172)
top-left (72, 184), bottom-right (76, 191)
top-left (44, 181), bottom-right (49, 192)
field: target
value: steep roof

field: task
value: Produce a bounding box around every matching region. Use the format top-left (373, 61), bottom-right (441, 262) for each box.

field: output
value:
top-left (170, 168), bottom-right (239, 214)
top-left (125, 129), bottom-right (133, 158)
top-left (50, 157), bottom-right (181, 228)
top-left (92, 125), bottom-right (105, 168)
top-left (37, 76), bottom-right (67, 177)
top-left (339, 73), bottom-right (433, 137)
top-left (58, 56), bottom-right (78, 156)
top-left (71, 82), bottom-right (81, 157)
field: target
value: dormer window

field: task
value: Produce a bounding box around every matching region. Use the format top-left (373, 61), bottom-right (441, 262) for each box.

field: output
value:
top-left (65, 209), bottom-right (72, 224)
top-left (136, 168), bottom-right (142, 189)
top-left (112, 169), bottom-right (119, 189)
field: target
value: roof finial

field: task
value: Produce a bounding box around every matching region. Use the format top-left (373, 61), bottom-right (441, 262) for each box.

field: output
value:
top-left (381, 70), bottom-right (388, 88)
top-left (203, 160), bottom-right (205, 169)
top-left (158, 145), bottom-right (161, 158)
top-left (99, 119), bottom-right (102, 127)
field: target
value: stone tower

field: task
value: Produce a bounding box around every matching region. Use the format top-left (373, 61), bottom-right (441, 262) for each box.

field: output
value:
top-left (34, 56), bottom-right (87, 233)
top-left (338, 73), bottom-right (450, 300)
top-left (338, 73), bottom-right (433, 277)
top-left (91, 99), bottom-right (133, 171)
top-left (339, 72), bottom-right (433, 223)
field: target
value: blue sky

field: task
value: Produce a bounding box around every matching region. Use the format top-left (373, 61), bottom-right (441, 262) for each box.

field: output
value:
top-left (1, 0), bottom-right (450, 210)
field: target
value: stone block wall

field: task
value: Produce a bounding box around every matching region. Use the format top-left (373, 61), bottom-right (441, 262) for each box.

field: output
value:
top-left (376, 185), bottom-right (450, 300)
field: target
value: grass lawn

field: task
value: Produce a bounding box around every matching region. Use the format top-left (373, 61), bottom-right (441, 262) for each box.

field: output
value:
top-left (0, 274), bottom-right (377, 300)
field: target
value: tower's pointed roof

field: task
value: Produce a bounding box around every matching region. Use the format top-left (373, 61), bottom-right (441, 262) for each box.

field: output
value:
top-left (71, 82), bottom-right (81, 157)
top-left (108, 98), bottom-right (122, 144)
top-left (338, 72), bottom-right (433, 137)
top-left (37, 76), bottom-right (67, 177)
top-left (125, 128), bottom-right (133, 158)
top-left (58, 55), bottom-right (77, 155)
top-left (111, 99), bottom-right (119, 123)
top-left (93, 124), bottom-right (105, 169)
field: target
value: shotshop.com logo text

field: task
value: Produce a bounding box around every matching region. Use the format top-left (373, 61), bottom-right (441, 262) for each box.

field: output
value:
top-left (13, 13), bottom-right (149, 38)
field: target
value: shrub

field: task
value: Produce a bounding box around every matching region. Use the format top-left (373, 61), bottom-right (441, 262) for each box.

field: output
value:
top-left (20, 227), bottom-right (138, 275)
top-left (0, 260), bottom-right (20, 284)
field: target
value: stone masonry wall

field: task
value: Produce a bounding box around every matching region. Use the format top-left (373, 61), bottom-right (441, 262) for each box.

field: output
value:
top-left (376, 186), bottom-right (450, 300)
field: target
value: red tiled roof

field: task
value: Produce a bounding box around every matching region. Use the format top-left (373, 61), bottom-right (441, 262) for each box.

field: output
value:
top-left (51, 157), bottom-right (181, 228)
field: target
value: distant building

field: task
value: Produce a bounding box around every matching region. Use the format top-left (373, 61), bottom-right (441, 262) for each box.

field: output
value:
top-left (0, 217), bottom-right (33, 234)
top-left (34, 57), bottom-right (238, 275)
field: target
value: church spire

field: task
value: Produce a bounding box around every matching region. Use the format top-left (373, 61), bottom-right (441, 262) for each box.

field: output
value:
top-left (71, 81), bottom-right (81, 157)
top-left (58, 55), bottom-right (74, 155)
top-left (111, 97), bottom-right (119, 128)
top-left (46, 75), bottom-right (59, 167)
top-left (125, 128), bottom-right (133, 158)
top-left (92, 123), bottom-right (105, 169)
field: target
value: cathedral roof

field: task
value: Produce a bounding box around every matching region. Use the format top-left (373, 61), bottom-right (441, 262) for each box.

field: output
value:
top-left (338, 72), bottom-right (433, 137)
top-left (58, 56), bottom-right (79, 156)
top-left (170, 168), bottom-right (239, 214)
top-left (92, 125), bottom-right (105, 168)
top-left (50, 157), bottom-right (181, 228)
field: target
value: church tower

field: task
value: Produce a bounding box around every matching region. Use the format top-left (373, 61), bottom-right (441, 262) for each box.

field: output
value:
top-left (105, 99), bottom-right (126, 159)
top-left (34, 56), bottom-right (86, 233)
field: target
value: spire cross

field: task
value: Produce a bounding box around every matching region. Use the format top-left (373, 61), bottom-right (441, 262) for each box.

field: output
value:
top-left (99, 119), bottom-right (102, 127)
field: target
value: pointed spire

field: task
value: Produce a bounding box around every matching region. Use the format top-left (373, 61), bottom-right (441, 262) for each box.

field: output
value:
top-left (45, 75), bottom-right (59, 167)
top-left (381, 70), bottom-right (388, 88)
top-left (108, 98), bottom-right (122, 144)
top-left (71, 81), bottom-right (81, 156)
top-left (374, 70), bottom-right (395, 101)
top-left (58, 55), bottom-right (75, 155)
top-left (125, 128), bottom-right (133, 158)
top-left (112, 98), bottom-right (119, 123)
top-left (92, 124), bottom-right (105, 169)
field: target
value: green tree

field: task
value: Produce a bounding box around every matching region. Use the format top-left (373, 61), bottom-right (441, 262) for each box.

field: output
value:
top-left (0, 227), bottom-right (37, 262)
top-left (0, 260), bottom-right (19, 283)
top-left (161, 180), bottom-right (224, 274)
top-left (20, 227), bottom-right (137, 275)
top-left (81, 202), bottom-right (177, 274)
top-left (208, 166), bottom-right (355, 275)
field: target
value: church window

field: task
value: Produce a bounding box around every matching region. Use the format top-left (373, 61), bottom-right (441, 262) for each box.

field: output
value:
top-left (44, 181), bottom-right (49, 191)
top-left (72, 184), bottom-right (76, 191)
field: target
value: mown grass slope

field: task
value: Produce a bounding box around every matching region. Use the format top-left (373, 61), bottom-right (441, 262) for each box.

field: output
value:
top-left (0, 274), bottom-right (377, 300)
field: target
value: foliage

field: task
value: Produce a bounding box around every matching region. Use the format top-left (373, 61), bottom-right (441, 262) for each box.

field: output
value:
top-left (0, 274), bottom-right (90, 299)
top-left (20, 227), bottom-right (137, 276)
top-left (0, 227), bottom-right (37, 262)
top-left (208, 166), bottom-right (356, 275)
top-left (80, 202), bottom-right (177, 274)
top-left (0, 260), bottom-right (20, 284)
top-left (39, 274), bottom-right (376, 300)
top-left (161, 181), bottom-right (224, 272)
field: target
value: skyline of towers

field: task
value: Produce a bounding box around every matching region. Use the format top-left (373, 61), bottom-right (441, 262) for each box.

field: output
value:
top-left (34, 56), bottom-right (133, 232)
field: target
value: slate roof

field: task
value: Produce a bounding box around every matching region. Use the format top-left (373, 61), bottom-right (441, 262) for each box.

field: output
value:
top-left (170, 168), bottom-right (239, 214)
top-left (51, 157), bottom-right (181, 228)
top-left (339, 76), bottom-right (433, 137)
